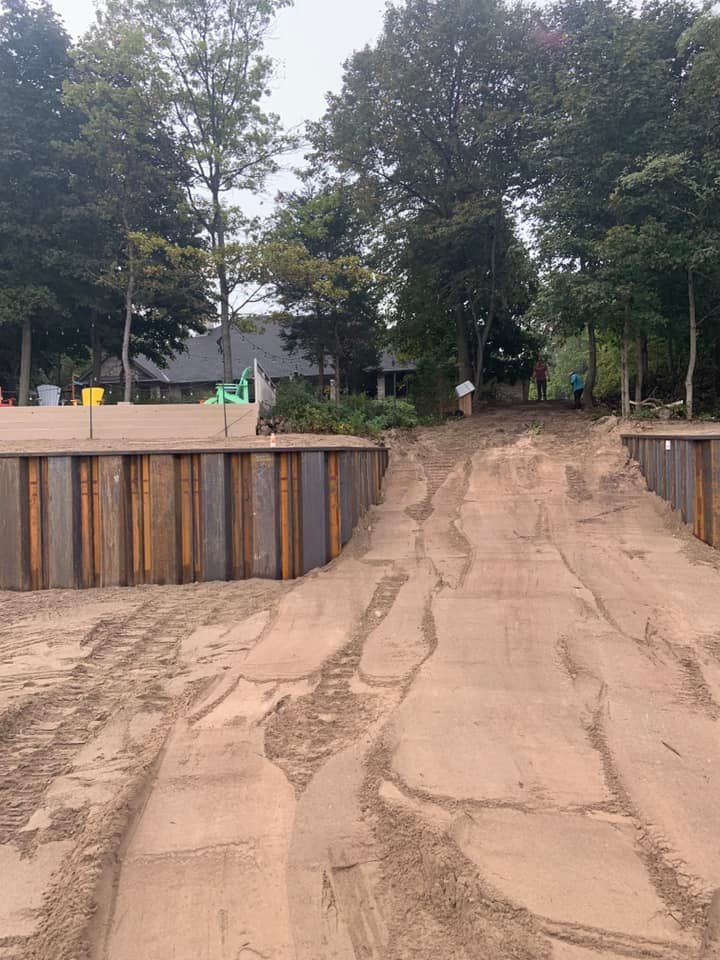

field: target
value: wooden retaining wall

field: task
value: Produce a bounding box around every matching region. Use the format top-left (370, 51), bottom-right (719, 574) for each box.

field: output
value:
top-left (623, 434), bottom-right (720, 548)
top-left (0, 446), bottom-right (388, 591)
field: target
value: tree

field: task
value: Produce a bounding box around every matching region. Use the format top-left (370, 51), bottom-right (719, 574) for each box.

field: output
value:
top-left (529, 0), bottom-right (696, 405)
top-left (112, 0), bottom-right (296, 383)
top-left (259, 183), bottom-right (380, 399)
top-left (313, 0), bottom-right (539, 392)
top-left (66, 19), bottom-right (210, 401)
top-left (0, 0), bottom-right (76, 403)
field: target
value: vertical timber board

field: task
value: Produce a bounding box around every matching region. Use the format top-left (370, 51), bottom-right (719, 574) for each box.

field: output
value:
top-left (686, 441), bottom-right (695, 529)
top-left (301, 451), bottom-right (328, 575)
top-left (91, 458), bottom-right (102, 585)
top-left (711, 440), bottom-right (720, 549)
top-left (200, 453), bottom-right (230, 583)
top-left (229, 454), bottom-right (245, 581)
top-left (98, 456), bottom-right (130, 587)
top-left (141, 456), bottom-right (152, 583)
top-left (251, 454), bottom-right (280, 579)
top-left (701, 441), bottom-right (714, 545)
top-left (694, 442), bottom-right (708, 543)
top-left (241, 454), bottom-right (253, 578)
top-left (150, 455), bottom-right (180, 585)
top-left (339, 452), bottom-right (353, 546)
top-left (0, 459), bottom-right (29, 590)
top-left (78, 458), bottom-right (95, 589)
top-left (327, 452), bottom-right (341, 560)
top-left (291, 454), bottom-right (302, 578)
top-left (279, 453), bottom-right (292, 580)
top-left (179, 456), bottom-right (195, 584)
top-left (46, 457), bottom-right (78, 589)
top-left (192, 455), bottom-right (202, 582)
top-left (129, 457), bottom-right (144, 586)
top-left (27, 458), bottom-right (44, 590)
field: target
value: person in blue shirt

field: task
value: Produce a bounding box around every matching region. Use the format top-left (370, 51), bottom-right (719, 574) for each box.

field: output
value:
top-left (570, 371), bottom-right (584, 409)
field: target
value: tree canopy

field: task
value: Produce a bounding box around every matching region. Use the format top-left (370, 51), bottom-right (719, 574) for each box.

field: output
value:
top-left (2, 0), bottom-right (720, 416)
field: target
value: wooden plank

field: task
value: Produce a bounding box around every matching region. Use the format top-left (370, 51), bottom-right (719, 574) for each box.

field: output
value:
top-left (328, 452), bottom-right (341, 559)
top-left (694, 442), bottom-right (707, 543)
top-left (179, 455), bottom-right (195, 584)
top-left (46, 457), bottom-right (78, 589)
top-left (291, 453), bottom-right (302, 578)
top-left (279, 453), bottom-right (292, 580)
top-left (27, 457), bottom-right (44, 590)
top-left (91, 458), bottom-right (102, 585)
top-left (686, 441), bottom-right (695, 528)
top-left (229, 454), bottom-right (245, 581)
top-left (200, 453), bottom-right (230, 583)
top-left (98, 456), bottom-right (129, 587)
top-left (142, 455), bottom-right (152, 582)
top-left (192, 454), bottom-right (202, 582)
top-left (711, 440), bottom-right (720, 549)
top-left (251, 453), bottom-right (279, 579)
top-left (78, 458), bottom-right (95, 589)
top-left (242, 454), bottom-right (253, 577)
top-left (0, 458), bottom-right (29, 590)
top-left (149, 455), bottom-right (180, 585)
top-left (301, 451), bottom-right (329, 575)
top-left (340, 452), bottom-right (353, 546)
top-left (129, 457), bottom-right (144, 586)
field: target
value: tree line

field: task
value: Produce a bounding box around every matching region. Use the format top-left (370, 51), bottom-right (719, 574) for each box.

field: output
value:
top-left (2, 0), bottom-right (719, 416)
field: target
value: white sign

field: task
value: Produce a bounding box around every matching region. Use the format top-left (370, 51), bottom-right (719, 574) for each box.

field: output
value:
top-left (665, 440), bottom-right (672, 452)
top-left (455, 380), bottom-right (476, 399)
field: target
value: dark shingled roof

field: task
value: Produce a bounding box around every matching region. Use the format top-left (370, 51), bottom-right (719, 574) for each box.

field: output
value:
top-left (86, 322), bottom-right (415, 384)
top-left (160, 324), bottom-right (317, 383)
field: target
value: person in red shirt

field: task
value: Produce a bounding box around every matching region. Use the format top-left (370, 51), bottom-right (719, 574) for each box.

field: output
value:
top-left (534, 358), bottom-right (549, 401)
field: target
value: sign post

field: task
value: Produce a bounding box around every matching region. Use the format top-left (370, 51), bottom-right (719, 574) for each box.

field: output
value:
top-left (455, 380), bottom-right (475, 417)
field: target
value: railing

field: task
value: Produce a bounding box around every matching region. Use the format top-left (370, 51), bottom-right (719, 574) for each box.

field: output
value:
top-left (0, 445), bottom-right (388, 591)
top-left (623, 433), bottom-right (720, 548)
top-left (253, 359), bottom-right (277, 415)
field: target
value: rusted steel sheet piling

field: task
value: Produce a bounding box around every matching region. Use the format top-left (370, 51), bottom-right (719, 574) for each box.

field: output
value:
top-left (0, 446), bottom-right (388, 591)
top-left (623, 433), bottom-right (720, 547)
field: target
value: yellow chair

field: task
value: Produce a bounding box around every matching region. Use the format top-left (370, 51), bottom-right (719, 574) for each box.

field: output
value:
top-left (82, 387), bottom-right (105, 406)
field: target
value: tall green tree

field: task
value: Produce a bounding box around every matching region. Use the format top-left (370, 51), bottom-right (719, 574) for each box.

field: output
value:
top-left (66, 19), bottom-right (210, 401)
top-left (0, 0), bottom-right (76, 403)
top-left (259, 183), bottom-right (380, 398)
top-left (530, 0), bottom-right (696, 404)
top-left (314, 0), bottom-right (539, 392)
top-left (110, 0), bottom-right (295, 383)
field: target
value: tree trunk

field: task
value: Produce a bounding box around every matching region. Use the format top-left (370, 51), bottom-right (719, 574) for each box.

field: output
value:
top-left (122, 255), bottom-right (136, 404)
top-left (334, 353), bottom-right (341, 407)
top-left (621, 308), bottom-right (631, 418)
top-left (586, 320), bottom-right (597, 405)
top-left (475, 210), bottom-right (500, 399)
top-left (317, 348), bottom-right (325, 398)
top-left (685, 267), bottom-right (697, 421)
top-left (634, 334), bottom-right (646, 404)
top-left (91, 315), bottom-right (102, 384)
top-left (455, 305), bottom-right (473, 384)
top-left (214, 194), bottom-right (233, 383)
top-left (18, 316), bottom-right (32, 406)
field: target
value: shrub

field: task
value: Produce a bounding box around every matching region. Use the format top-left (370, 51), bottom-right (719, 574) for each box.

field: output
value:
top-left (272, 380), bottom-right (419, 436)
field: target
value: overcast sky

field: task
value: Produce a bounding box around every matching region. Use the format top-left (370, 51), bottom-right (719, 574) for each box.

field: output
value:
top-left (50, 0), bottom-right (386, 206)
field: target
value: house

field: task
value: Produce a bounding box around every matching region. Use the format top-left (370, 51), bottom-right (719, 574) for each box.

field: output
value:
top-left (82, 323), bottom-right (416, 402)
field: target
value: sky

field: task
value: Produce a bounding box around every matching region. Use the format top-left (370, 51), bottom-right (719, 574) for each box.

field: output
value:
top-left (49, 0), bottom-right (387, 206)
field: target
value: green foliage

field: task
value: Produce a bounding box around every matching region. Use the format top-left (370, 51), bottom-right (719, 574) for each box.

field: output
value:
top-left (257, 182), bottom-right (381, 390)
top-left (111, 0), bottom-right (297, 381)
top-left (272, 379), bottom-right (418, 437)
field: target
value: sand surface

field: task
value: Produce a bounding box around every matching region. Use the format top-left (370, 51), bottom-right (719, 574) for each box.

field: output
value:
top-left (1, 407), bottom-right (720, 959)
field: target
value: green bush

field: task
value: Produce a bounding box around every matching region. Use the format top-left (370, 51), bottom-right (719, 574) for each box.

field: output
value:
top-left (272, 380), bottom-right (419, 436)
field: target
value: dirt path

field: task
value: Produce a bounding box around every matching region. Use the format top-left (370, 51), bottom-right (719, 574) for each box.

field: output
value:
top-left (2, 408), bottom-right (720, 959)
